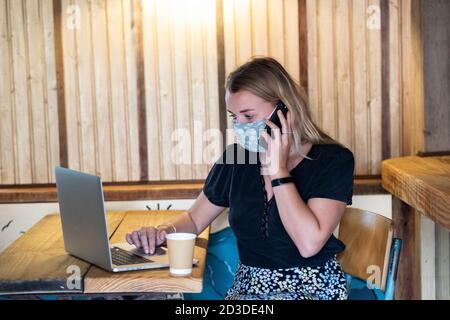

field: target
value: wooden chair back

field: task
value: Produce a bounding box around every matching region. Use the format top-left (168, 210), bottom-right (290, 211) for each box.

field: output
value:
top-left (337, 207), bottom-right (393, 291)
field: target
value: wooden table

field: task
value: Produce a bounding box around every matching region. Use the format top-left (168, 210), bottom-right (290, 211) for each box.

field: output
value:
top-left (0, 210), bottom-right (209, 298)
top-left (382, 155), bottom-right (450, 300)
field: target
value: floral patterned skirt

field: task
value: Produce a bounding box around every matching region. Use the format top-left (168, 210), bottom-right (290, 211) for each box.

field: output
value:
top-left (224, 256), bottom-right (348, 300)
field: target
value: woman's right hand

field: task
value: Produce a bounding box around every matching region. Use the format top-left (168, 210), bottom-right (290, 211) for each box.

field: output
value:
top-left (125, 227), bottom-right (167, 254)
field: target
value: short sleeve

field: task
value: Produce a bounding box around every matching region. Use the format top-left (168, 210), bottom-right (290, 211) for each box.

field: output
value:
top-left (308, 147), bottom-right (355, 205)
top-left (202, 145), bottom-right (235, 207)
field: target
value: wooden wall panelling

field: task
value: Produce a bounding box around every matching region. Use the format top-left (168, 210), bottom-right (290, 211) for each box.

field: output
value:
top-left (9, 0), bottom-right (32, 184)
top-left (61, 0), bottom-right (140, 182)
top-left (26, 0), bottom-right (49, 183)
top-left (0, 0), bottom-right (15, 185)
top-left (223, 0), bottom-right (300, 130)
top-left (0, 0), bottom-right (424, 183)
top-left (307, 0), bottom-right (393, 175)
top-left (0, 0), bottom-right (59, 185)
top-left (422, 0), bottom-right (450, 152)
top-left (105, 0), bottom-right (139, 181)
top-left (143, 0), bottom-right (220, 181)
top-left (334, 0), bottom-right (353, 151)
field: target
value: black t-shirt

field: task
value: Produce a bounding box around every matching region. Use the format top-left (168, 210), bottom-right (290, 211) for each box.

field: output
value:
top-left (203, 143), bottom-right (355, 269)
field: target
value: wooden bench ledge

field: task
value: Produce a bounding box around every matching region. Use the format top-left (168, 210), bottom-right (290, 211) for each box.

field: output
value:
top-left (0, 177), bottom-right (386, 204)
top-left (0, 181), bottom-right (204, 203)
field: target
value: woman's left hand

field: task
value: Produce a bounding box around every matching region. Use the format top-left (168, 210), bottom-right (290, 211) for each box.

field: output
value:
top-left (260, 110), bottom-right (293, 179)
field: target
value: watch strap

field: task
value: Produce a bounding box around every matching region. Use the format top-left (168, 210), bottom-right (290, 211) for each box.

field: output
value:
top-left (271, 176), bottom-right (294, 187)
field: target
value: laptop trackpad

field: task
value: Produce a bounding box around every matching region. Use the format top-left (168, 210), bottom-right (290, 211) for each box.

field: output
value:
top-left (113, 242), bottom-right (167, 257)
top-left (113, 242), bottom-right (199, 265)
top-left (132, 245), bottom-right (166, 256)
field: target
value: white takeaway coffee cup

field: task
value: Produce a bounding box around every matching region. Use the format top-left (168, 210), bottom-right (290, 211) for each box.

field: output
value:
top-left (165, 233), bottom-right (197, 276)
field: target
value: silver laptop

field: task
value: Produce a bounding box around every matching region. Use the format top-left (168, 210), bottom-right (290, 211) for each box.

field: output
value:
top-left (55, 166), bottom-right (186, 272)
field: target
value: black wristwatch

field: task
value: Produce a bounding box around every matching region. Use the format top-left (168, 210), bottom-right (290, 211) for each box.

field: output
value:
top-left (271, 176), bottom-right (294, 187)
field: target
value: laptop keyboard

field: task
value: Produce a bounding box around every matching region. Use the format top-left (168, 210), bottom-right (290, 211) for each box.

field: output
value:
top-left (110, 246), bottom-right (153, 266)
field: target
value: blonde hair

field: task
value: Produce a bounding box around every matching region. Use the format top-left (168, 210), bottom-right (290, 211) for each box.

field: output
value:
top-left (226, 57), bottom-right (343, 157)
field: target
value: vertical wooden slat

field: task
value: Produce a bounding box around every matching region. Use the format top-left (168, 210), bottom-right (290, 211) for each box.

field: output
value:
top-left (267, 0), bottom-right (284, 63)
top-left (317, 0), bottom-right (336, 138)
top-left (306, 0), bottom-right (320, 123)
top-left (76, 0), bottom-right (97, 176)
top-left (420, 215), bottom-right (436, 300)
top-left (401, 0), bottom-right (424, 156)
top-left (104, 0), bottom-right (117, 180)
top-left (388, 0), bottom-right (402, 159)
top-left (223, 0), bottom-right (236, 79)
top-left (251, 0), bottom-right (268, 56)
top-left (235, 0), bottom-right (252, 65)
top-left (435, 224), bottom-right (450, 300)
top-left (298, 0), bottom-right (308, 89)
top-left (25, 0), bottom-right (47, 182)
top-left (171, 0), bottom-right (192, 179)
top-left (10, 0), bottom-right (32, 184)
top-left (133, 0), bottom-right (148, 181)
top-left (352, 0), bottom-right (370, 174)
top-left (42, 0), bottom-right (60, 182)
top-left (392, 198), bottom-right (421, 300)
top-left (204, 0), bottom-right (222, 165)
top-left (200, 0), bottom-right (211, 173)
top-left (53, 0), bottom-right (68, 171)
top-left (90, 0), bottom-right (113, 181)
top-left (188, 0), bottom-right (207, 178)
top-left (122, 0), bottom-right (140, 181)
top-left (143, 0), bottom-right (162, 180)
top-left (106, 0), bottom-right (129, 181)
top-left (216, 0), bottom-right (228, 152)
top-left (87, 0), bottom-right (100, 178)
top-left (155, 0), bottom-right (176, 180)
top-left (368, 0), bottom-right (382, 174)
top-left (381, 0), bottom-right (391, 161)
top-left (23, 0), bottom-right (35, 182)
top-left (223, 0), bottom-right (236, 131)
top-left (62, 0), bottom-right (82, 172)
top-left (284, 0), bottom-right (299, 82)
top-left (335, 0), bottom-right (353, 149)
top-left (0, 0), bottom-right (15, 184)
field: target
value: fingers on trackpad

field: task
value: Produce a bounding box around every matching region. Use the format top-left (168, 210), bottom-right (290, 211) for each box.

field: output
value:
top-left (136, 246), bottom-right (167, 256)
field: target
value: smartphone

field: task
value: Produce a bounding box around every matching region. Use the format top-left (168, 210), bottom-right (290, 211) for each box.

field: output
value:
top-left (258, 100), bottom-right (289, 151)
top-left (266, 100), bottom-right (289, 136)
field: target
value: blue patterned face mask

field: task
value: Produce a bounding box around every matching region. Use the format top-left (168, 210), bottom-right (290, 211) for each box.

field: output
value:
top-left (232, 107), bottom-right (277, 153)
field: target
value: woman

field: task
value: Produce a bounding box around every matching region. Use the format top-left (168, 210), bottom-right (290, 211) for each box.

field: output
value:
top-left (126, 57), bottom-right (354, 300)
